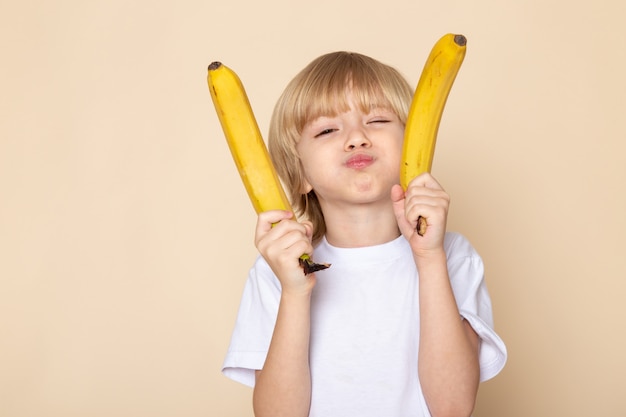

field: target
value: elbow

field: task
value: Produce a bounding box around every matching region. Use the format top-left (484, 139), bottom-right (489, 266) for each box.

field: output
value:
top-left (428, 395), bottom-right (476, 417)
top-left (252, 385), bottom-right (311, 417)
top-left (430, 404), bottom-right (475, 417)
top-left (426, 381), bottom-right (479, 417)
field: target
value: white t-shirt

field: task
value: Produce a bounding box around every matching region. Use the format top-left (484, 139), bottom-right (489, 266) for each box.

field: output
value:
top-left (222, 232), bottom-right (507, 416)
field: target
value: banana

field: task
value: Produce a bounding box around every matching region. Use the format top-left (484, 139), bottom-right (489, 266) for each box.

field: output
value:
top-left (207, 62), bottom-right (329, 274)
top-left (208, 62), bottom-right (292, 214)
top-left (400, 33), bottom-right (467, 235)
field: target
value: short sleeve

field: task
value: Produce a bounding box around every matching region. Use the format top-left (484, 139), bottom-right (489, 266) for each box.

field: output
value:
top-left (221, 256), bottom-right (281, 387)
top-left (445, 233), bottom-right (508, 382)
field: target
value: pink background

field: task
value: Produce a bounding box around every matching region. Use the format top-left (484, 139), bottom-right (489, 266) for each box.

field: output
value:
top-left (2, 0), bottom-right (625, 415)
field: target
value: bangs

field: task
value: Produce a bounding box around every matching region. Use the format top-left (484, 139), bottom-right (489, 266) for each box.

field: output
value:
top-left (287, 52), bottom-right (412, 134)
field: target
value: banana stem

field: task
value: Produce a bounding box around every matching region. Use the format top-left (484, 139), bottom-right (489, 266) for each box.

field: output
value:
top-left (270, 223), bottom-right (330, 274)
top-left (417, 216), bottom-right (427, 237)
top-left (299, 254), bottom-right (330, 275)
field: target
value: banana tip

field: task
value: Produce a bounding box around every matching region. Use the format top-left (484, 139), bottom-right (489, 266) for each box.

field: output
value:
top-left (208, 61), bottom-right (222, 71)
top-left (453, 34), bottom-right (467, 47)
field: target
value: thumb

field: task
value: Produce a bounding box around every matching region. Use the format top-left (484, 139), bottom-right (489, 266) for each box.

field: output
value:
top-left (390, 184), bottom-right (405, 203)
top-left (391, 184), bottom-right (414, 237)
top-left (390, 184), bottom-right (407, 222)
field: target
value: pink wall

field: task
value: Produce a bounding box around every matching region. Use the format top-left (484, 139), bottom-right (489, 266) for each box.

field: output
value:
top-left (1, 0), bottom-right (625, 416)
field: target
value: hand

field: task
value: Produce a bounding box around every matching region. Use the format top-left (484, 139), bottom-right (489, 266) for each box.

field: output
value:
top-left (254, 210), bottom-right (316, 295)
top-left (391, 173), bottom-right (450, 256)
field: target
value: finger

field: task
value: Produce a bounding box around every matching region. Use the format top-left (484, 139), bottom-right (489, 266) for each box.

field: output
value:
top-left (263, 227), bottom-right (314, 265)
top-left (275, 226), bottom-right (312, 251)
top-left (408, 172), bottom-right (445, 191)
top-left (255, 210), bottom-right (294, 246)
top-left (257, 216), bottom-right (310, 251)
top-left (405, 197), bottom-right (449, 235)
top-left (404, 183), bottom-right (449, 219)
top-left (404, 177), bottom-right (450, 206)
top-left (404, 190), bottom-right (450, 210)
top-left (255, 210), bottom-right (293, 232)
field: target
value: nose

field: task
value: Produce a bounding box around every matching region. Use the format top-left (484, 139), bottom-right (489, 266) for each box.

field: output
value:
top-left (344, 126), bottom-right (371, 151)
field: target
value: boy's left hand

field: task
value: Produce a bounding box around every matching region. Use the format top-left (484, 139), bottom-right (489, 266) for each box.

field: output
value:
top-left (391, 173), bottom-right (450, 256)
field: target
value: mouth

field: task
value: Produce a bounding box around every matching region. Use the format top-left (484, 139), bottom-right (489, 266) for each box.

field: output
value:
top-left (345, 153), bottom-right (375, 170)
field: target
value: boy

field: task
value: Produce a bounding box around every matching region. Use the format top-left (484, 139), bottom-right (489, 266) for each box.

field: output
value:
top-left (222, 51), bottom-right (507, 417)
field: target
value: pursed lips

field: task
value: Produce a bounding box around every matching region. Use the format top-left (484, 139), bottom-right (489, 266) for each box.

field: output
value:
top-left (345, 153), bottom-right (375, 170)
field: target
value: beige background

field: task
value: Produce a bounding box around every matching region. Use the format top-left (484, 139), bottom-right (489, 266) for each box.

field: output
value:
top-left (1, 0), bottom-right (625, 416)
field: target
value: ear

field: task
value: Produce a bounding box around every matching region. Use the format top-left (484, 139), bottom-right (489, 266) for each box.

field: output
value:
top-left (301, 178), bottom-right (313, 194)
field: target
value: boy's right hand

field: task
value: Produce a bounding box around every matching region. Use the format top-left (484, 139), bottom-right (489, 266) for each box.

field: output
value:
top-left (255, 210), bottom-right (316, 295)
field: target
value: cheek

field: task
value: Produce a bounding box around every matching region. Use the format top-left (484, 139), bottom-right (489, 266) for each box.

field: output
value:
top-left (298, 141), bottom-right (332, 170)
top-left (299, 154), bottom-right (338, 193)
top-left (299, 162), bottom-right (314, 193)
top-left (391, 132), bottom-right (404, 159)
top-left (387, 131), bottom-right (404, 175)
top-left (297, 151), bottom-right (324, 191)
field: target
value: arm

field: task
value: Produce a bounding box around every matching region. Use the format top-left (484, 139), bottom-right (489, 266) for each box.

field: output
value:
top-left (252, 210), bottom-right (316, 417)
top-left (413, 248), bottom-right (480, 417)
top-left (392, 175), bottom-right (480, 417)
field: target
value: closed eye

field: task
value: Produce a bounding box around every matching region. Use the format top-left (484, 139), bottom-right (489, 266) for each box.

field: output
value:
top-left (314, 128), bottom-right (337, 138)
top-left (367, 108), bottom-right (397, 124)
top-left (368, 119), bottom-right (391, 124)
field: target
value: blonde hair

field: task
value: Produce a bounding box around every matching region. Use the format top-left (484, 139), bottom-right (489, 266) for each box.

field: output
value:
top-left (268, 51), bottom-right (414, 244)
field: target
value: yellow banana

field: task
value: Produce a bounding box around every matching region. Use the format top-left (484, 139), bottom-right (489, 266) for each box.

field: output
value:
top-left (208, 62), bottom-right (291, 214)
top-left (207, 62), bottom-right (329, 274)
top-left (400, 33), bottom-right (467, 235)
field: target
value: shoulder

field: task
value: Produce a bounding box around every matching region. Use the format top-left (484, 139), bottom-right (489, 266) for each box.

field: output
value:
top-left (443, 232), bottom-right (485, 287)
top-left (444, 231), bottom-right (480, 261)
top-left (246, 255), bottom-right (281, 292)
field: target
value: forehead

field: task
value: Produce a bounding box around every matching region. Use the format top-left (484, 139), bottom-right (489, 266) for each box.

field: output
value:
top-left (283, 52), bottom-right (412, 136)
top-left (298, 74), bottom-right (394, 127)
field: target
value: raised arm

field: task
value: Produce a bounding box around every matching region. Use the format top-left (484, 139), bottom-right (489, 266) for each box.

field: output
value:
top-left (252, 210), bottom-right (316, 417)
top-left (392, 175), bottom-right (480, 417)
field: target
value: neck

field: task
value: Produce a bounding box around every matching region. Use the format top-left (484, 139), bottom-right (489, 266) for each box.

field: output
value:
top-left (320, 201), bottom-right (400, 248)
